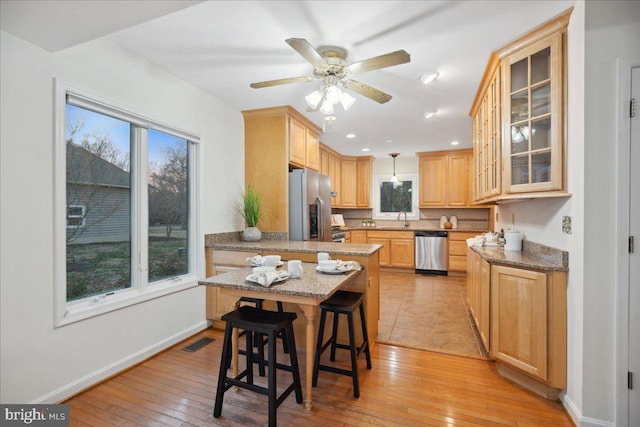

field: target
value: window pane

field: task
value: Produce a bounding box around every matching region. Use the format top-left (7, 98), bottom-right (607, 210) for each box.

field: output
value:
top-left (65, 104), bottom-right (131, 301)
top-left (511, 90), bottom-right (529, 123)
top-left (511, 155), bottom-right (529, 185)
top-left (380, 181), bottom-right (412, 213)
top-left (531, 117), bottom-right (551, 151)
top-left (532, 151), bottom-right (551, 183)
top-left (511, 57), bottom-right (528, 92)
top-left (531, 47), bottom-right (550, 84)
top-left (531, 83), bottom-right (550, 117)
top-left (148, 129), bottom-right (189, 282)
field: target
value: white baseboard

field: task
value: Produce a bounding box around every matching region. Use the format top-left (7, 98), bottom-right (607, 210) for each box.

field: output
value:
top-left (562, 393), bottom-right (616, 427)
top-left (31, 320), bottom-right (210, 404)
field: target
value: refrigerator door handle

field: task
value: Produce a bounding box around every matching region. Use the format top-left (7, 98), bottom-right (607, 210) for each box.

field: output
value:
top-left (316, 196), bottom-right (325, 241)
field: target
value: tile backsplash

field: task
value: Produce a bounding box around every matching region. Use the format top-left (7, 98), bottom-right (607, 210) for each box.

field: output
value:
top-left (334, 208), bottom-right (490, 230)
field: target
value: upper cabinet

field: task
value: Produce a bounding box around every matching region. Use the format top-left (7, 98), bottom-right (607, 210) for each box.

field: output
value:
top-left (470, 8), bottom-right (572, 203)
top-left (289, 115), bottom-right (320, 171)
top-left (417, 149), bottom-right (472, 208)
top-left (243, 106), bottom-right (322, 232)
top-left (320, 144), bottom-right (372, 209)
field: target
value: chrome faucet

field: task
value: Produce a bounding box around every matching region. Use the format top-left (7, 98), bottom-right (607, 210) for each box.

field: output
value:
top-left (397, 211), bottom-right (409, 228)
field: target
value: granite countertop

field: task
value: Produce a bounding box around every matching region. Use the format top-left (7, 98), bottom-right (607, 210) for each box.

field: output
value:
top-left (471, 241), bottom-right (568, 272)
top-left (205, 232), bottom-right (381, 256)
top-left (199, 262), bottom-right (360, 298)
top-left (344, 227), bottom-right (485, 233)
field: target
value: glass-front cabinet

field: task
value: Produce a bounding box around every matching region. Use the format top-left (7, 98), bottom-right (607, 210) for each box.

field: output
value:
top-left (469, 7), bottom-right (571, 203)
top-left (503, 33), bottom-right (563, 193)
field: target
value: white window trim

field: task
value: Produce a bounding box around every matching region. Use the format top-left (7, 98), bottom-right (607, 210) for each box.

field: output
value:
top-left (53, 79), bottom-right (203, 327)
top-left (372, 173), bottom-right (420, 220)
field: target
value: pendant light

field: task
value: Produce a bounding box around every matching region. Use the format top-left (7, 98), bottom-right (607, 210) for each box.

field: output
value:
top-left (389, 153), bottom-right (399, 183)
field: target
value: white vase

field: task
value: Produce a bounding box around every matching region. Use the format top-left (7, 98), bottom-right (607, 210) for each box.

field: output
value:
top-left (243, 227), bottom-right (262, 242)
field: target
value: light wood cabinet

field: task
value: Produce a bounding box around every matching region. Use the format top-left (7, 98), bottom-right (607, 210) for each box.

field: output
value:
top-left (470, 8), bottom-right (571, 203)
top-left (320, 148), bottom-right (330, 176)
top-left (350, 230), bottom-right (367, 243)
top-left (340, 158), bottom-right (357, 207)
top-left (466, 249), bottom-right (567, 398)
top-left (243, 106), bottom-right (322, 232)
top-left (467, 249), bottom-right (490, 350)
top-left (289, 115), bottom-right (320, 171)
top-left (356, 157), bottom-right (372, 208)
top-left (417, 149), bottom-right (473, 207)
top-left (367, 230), bottom-right (414, 268)
top-left (448, 232), bottom-right (478, 272)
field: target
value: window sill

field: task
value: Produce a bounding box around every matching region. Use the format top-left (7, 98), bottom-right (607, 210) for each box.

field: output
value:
top-left (56, 275), bottom-right (200, 327)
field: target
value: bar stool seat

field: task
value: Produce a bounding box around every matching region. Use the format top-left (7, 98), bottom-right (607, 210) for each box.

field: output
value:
top-left (312, 290), bottom-right (372, 398)
top-left (214, 305), bottom-right (303, 427)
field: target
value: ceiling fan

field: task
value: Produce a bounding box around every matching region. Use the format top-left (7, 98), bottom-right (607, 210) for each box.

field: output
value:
top-left (250, 38), bottom-right (410, 111)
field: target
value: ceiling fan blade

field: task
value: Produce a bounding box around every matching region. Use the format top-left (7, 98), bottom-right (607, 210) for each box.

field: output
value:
top-left (285, 38), bottom-right (327, 68)
top-left (250, 76), bottom-right (314, 89)
top-left (346, 50), bottom-right (410, 75)
top-left (343, 80), bottom-right (393, 104)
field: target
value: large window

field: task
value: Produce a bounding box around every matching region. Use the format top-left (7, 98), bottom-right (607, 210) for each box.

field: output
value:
top-left (55, 83), bottom-right (200, 325)
top-left (372, 174), bottom-right (419, 220)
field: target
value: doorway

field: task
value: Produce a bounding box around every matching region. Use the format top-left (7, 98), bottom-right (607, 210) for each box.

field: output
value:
top-left (616, 62), bottom-right (639, 427)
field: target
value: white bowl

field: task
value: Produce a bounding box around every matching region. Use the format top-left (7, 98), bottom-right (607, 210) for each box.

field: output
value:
top-left (253, 266), bottom-right (276, 275)
top-left (263, 255), bottom-right (281, 267)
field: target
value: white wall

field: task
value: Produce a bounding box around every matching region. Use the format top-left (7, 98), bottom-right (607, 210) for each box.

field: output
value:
top-left (0, 32), bottom-right (244, 403)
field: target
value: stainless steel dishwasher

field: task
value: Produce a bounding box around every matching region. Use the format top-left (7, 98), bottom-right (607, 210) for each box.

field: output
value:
top-left (414, 231), bottom-right (448, 275)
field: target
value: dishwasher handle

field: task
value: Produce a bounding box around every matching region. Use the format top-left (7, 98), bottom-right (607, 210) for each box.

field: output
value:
top-left (414, 231), bottom-right (448, 238)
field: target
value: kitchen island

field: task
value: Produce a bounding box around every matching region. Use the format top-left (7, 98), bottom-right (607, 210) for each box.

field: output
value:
top-left (204, 232), bottom-right (381, 341)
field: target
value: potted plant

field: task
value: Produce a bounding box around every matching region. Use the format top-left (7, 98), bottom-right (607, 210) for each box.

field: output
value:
top-left (239, 184), bottom-right (262, 241)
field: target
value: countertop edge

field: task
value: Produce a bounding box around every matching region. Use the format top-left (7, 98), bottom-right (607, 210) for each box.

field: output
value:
top-left (470, 246), bottom-right (568, 272)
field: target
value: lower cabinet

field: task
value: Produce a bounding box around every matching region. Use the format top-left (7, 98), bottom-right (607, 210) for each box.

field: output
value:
top-left (350, 230), bottom-right (367, 243)
top-left (466, 251), bottom-right (567, 398)
top-left (366, 230), bottom-right (414, 268)
top-left (449, 232), bottom-right (478, 272)
top-left (466, 249), bottom-right (490, 350)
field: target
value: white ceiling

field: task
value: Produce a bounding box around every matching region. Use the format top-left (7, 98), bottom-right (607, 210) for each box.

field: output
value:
top-left (1, 0), bottom-right (575, 158)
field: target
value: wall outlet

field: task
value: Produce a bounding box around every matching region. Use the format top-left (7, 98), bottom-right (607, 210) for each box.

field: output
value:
top-left (562, 216), bottom-right (572, 234)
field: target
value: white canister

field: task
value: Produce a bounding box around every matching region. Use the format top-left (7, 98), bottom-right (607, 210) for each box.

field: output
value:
top-left (440, 216), bottom-right (448, 229)
top-left (504, 229), bottom-right (523, 251)
top-left (450, 216), bottom-right (458, 229)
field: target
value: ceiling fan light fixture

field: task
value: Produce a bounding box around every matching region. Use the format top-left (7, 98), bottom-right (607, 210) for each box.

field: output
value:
top-left (319, 101), bottom-right (334, 115)
top-left (340, 92), bottom-right (356, 111)
top-left (325, 85), bottom-right (342, 104)
top-left (305, 89), bottom-right (323, 109)
top-left (420, 71), bottom-right (439, 85)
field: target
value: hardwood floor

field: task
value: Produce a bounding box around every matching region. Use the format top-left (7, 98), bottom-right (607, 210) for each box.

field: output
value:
top-left (65, 328), bottom-right (574, 426)
top-left (378, 272), bottom-right (486, 358)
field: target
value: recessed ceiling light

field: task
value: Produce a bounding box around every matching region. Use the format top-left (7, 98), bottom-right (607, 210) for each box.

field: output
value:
top-left (362, 148), bottom-right (370, 152)
top-left (346, 133), bottom-right (356, 139)
top-left (451, 141), bottom-right (459, 146)
top-left (385, 140), bottom-right (393, 143)
top-left (424, 110), bottom-right (438, 119)
top-left (419, 71), bottom-right (439, 85)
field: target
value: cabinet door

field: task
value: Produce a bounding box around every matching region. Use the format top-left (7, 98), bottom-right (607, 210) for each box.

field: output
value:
top-left (503, 33), bottom-right (563, 193)
top-left (419, 155), bottom-right (446, 206)
top-left (478, 255), bottom-right (491, 351)
top-left (289, 116), bottom-right (307, 168)
top-left (306, 129), bottom-right (320, 171)
top-left (390, 239), bottom-right (415, 268)
top-left (350, 230), bottom-right (367, 243)
top-left (447, 153), bottom-right (469, 206)
top-left (367, 237), bottom-right (389, 266)
top-left (340, 159), bottom-right (357, 207)
top-left (329, 154), bottom-right (341, 207)
top-left (491, 265), bottom-right (548, 380)
top-left (356, 158), bottom-right (371, 207)
top-left (320, 148), bottom-right (330, 176)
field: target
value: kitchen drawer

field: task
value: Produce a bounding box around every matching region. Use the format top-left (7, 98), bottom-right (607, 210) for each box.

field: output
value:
top-left (449, 232), bottom-right (479, 241)
top-left (449, 254), bottom-right (468, 271)
top-left (449, 240), bottom-right (468, 256)
top-left (367, 230), bottom-right (414, 240)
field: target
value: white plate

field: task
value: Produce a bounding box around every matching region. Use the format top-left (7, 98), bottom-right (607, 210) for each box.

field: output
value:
top-left (316, 266), bottom-right (350, 275)
top-left (250, 261), bottom-right (284, 267)
top-left (245, 272), bottom-right (290, 285)
top-left (483, 241), bottom-right (503, 247)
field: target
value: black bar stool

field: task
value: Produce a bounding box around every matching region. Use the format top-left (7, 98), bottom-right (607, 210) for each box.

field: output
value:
top-left (312, 290), bottom-right (372, 398)
top-left (214, 305), bottom-right (303, 427)
top-left (226, 298), bottom-right (289, 376)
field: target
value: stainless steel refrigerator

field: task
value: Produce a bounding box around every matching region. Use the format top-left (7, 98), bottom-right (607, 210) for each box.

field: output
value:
top-left (289, 169), bottom-right (332, 241)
